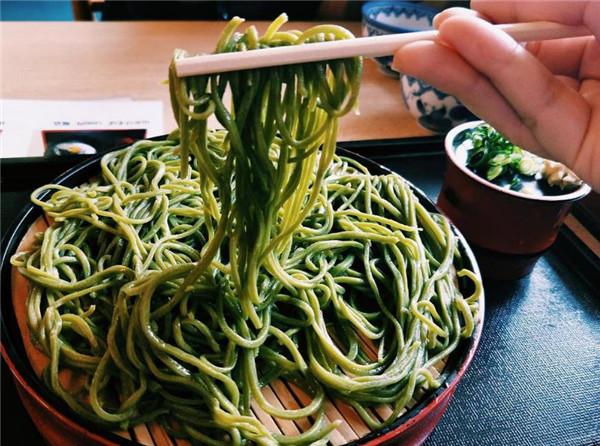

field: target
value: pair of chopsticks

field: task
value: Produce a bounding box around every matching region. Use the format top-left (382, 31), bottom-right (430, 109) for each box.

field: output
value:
top-left (175, 21), bottom-right (591, 77)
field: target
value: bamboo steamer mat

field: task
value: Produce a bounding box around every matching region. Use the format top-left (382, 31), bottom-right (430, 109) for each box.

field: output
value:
top-left (12, 216), bottom-right (449, 446)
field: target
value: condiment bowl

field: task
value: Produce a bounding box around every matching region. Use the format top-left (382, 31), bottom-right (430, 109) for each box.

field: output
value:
top-left (362, 1), bottom-right (477, 133)
top-left (361, 1), bottom-right (438, 77)
top-left (437, 120), bottom-right (592, 279)
top-left (399, 76), bottom-right (477, 134)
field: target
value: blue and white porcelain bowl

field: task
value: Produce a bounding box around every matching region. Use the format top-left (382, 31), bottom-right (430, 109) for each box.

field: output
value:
top-left (400, 75), bottom-right (477, 133)
top-left (362, 1), bottom-right (478, 133)
top-left (362, 1), bottom-right (438, 76)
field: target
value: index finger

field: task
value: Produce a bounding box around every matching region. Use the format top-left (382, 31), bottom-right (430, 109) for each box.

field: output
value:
top-left (434, 4), bottom-right (596, 78)
top-left (438, 15), bottom-right (591, 170)
top-left (472, 0), bottom-right (600, 37)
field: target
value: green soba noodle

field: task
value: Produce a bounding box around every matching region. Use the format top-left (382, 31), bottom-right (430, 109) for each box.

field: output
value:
top-left (11, 15), bottom-right (481, 446)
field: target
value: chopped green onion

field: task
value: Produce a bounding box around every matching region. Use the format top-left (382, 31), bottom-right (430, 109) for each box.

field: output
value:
top-left (518, 157), bottom-right (539, 176)
top-left (465, 124), bottom-right (542, 190)
top-left (490, 153), bottom-right (511, 166)
top-left (486, 165), bottom-right (503, 180)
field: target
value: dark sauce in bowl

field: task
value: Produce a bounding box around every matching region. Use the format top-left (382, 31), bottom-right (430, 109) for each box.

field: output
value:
top-left (439, 120), bottom-right (592, 279)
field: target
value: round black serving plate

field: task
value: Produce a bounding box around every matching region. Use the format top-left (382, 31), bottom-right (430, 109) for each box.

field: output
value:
top-left (1, 139), bottom-right (484, 446)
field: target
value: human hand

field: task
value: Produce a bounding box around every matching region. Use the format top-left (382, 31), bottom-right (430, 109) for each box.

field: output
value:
top-left (392, 0), bottom-right (600, 191)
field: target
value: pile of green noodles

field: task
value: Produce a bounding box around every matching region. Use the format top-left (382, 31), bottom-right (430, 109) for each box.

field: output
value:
top-left (11, 15), bottom-right (481, 446)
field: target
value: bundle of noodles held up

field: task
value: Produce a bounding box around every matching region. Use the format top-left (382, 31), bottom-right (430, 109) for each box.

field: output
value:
top-left (12, 14), bottom-right (481, 446)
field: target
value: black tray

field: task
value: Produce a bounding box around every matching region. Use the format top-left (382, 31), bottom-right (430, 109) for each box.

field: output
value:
top-left (2, 136), bottom-right (599, 446)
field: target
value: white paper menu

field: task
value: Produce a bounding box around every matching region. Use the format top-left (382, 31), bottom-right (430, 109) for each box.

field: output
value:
top-left (0, 99), bottom-right (164, 158)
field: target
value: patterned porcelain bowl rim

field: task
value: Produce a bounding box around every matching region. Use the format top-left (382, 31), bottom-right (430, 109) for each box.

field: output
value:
top-left (446, 120), bottom-right (592, 202)
top-left (361, 1), bottom-right (438, 34)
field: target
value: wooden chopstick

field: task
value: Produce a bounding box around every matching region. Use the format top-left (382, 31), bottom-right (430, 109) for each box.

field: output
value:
top-left (175, 21), bottom-right (590, 77)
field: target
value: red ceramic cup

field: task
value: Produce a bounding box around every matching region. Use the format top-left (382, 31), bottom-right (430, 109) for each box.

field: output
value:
top-left (437, 121), bottom-right (592, 280)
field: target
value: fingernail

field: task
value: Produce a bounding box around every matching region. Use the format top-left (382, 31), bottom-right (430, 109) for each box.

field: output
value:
top-left (432, 12), bottom-right (443, 29)
top-left (391, 53), bottom-right (402, 73)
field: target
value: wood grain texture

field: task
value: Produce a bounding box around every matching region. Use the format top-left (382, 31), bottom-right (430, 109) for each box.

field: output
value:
top-left (0, 21), bottom-right (430, 149)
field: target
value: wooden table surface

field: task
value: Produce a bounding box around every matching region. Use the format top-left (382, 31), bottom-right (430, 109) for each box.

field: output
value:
top-left (0, 21), bottom-right (430, 143)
